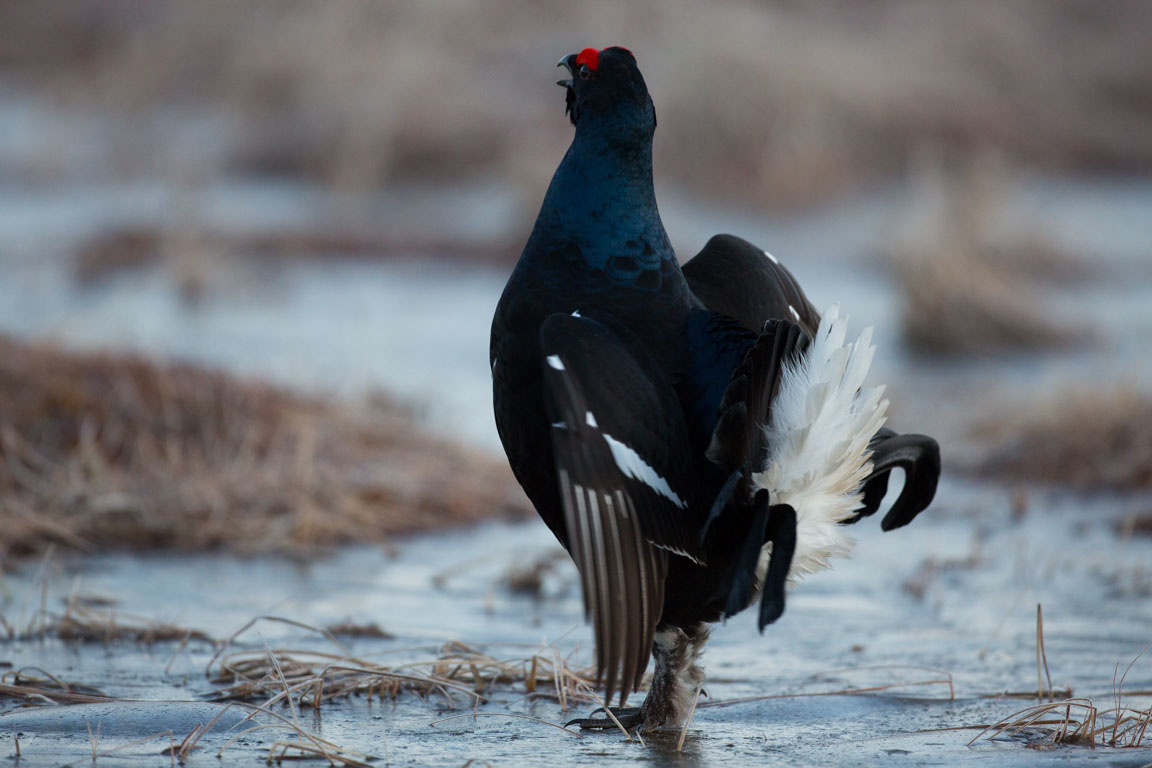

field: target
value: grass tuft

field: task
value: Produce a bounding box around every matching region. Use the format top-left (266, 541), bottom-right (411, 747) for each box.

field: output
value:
top-left (968, 606), bottom-right (1151, 750)
top-left (970, 697), bottom-right (1152, 748)
top-left (887, 154), bottom-right (1086, 357)
top-left (0, 336), bottom-right (528, 563)
top-left (969, 386), bottom-right (1152, 491)
top-left (500, 549), bottom-right (568, 598)
top-left (205, 639), bottom-right (598, 712)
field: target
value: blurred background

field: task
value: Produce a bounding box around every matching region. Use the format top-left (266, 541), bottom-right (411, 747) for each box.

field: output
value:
top-left (1, 2), bottom-right (1151, 762)
top-left (2, 0), bottom-right (1152, 584)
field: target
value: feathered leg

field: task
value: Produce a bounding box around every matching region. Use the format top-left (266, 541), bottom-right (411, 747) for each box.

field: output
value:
top-left (569, 623), bottom-right (709, 732)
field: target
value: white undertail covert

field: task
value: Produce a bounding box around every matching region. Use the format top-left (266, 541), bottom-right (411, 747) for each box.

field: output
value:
top-left (751, 303), bottom-right (889, 583)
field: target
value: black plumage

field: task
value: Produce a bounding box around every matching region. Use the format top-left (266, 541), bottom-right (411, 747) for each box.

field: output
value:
top-left (490, 46), bottom-right (940, 731)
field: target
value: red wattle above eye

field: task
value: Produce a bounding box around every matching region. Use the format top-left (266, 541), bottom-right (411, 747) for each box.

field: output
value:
top-left (576, 48), bottom-right (599, 72)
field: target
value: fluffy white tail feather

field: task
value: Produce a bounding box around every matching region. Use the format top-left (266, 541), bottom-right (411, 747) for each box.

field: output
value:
top-left (751, 303), bottom-right (889, 582)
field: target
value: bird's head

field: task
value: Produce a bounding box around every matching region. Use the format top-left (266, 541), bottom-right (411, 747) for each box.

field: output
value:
top-left (557, 47), bottom-right (656, 141)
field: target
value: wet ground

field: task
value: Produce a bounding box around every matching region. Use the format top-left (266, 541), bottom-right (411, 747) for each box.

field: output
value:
top-left (3, 170), bottom-right (1151, 453)
top-left (2, 86), bottom-right (1152, 765)
top-left (2, 478), bottom-right (1151, 766)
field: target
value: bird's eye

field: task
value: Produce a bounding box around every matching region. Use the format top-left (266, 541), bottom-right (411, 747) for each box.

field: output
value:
top-left (579, 64), bottom-right (592, 80)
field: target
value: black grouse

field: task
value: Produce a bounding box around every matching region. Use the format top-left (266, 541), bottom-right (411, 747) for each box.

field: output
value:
top-left (490, 46), bottom-right (940, 731)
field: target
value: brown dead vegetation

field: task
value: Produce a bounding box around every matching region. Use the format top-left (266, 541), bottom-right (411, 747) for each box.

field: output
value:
top-left (324, 622), bottom-right (395, 640)
top-left (901, 554), bottom-right (982, 602)
top-left (1120, 511), bottom-right (1152, 538)
top-left (972, 697), bottom-right (1152, 749)
top-left (0, 667), bottom-right (115, 704)
top-left (888, 154), bottom-right (1087, 356)
top-left (74, 225), bottom-right (517, 287)
top-left (968, 611), bottom-right (1152, 750)
top-left (1, 1), bottom-right (1151, 208)
top-left (501, 549), bottom-right (569, 598)
top-left (5, 597), bottom-right (213, 646)
top-left (0, 336), bottom-right (528, 562)
top-left (969, 387), bottom-right (1152, 491)
top-left (205, 638), bottom-right (597, 712)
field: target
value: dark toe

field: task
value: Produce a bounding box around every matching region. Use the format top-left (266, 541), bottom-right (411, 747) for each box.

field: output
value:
top-left (566, 706), bottom-right (643, 730)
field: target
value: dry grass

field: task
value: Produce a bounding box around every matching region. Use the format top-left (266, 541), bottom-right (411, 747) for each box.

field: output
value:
top-left (206, 631), bottom-right (597, 714)
top-left (73, 225), bottom-right (517, 287)
top-left (0, 615), bottom-right (584, 717)
top-left (969, 613), bottom-right (1152, 749)
top-left (971, 698), bottom-right (1152, 748)
top-left (0, 609), bottom-right (599, 715)
top-left (901, 554), bottom-right (982, 602)
top-left (1, 1), bottom-right (1151, 209)
top-left (0, 612), bottom-right (600, 745)
top-left (888, 153), bottom-right (1087, 356)
top-left (325, 622), bottom-right (395, 640)
top-left (0, 632), bottom-right (593, 759)
top-left (0, 336), bottom-right (529, 562)
top-left (0, 614), bottom-right (963, 747)
top-left (1119, 511), bottom-right (1152, 538)
top-left (701, 666), bottom-right (956, 710)
top-left (0, 552), bottom-right (229, 647)
top-left (15, 602), bottom-right (213, 646)
top-left (893, 252), bottom-right (1078, 356)
top-left (0, 676), bottom-right (375, 765)
top-left (501, 549), bottom-right (569, 598)
top-left (0, 666), bottom-right (114, 705)
top-left (969, 386), bottom-right (1152, 491)
top-left (193, 695), bottom-right (380, 766)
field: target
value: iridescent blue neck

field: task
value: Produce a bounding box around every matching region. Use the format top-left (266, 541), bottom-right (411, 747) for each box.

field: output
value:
top-left (524, 111), bottom-right (673, 276)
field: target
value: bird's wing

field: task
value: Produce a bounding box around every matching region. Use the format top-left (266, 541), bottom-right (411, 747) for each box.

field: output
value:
top-left (682, 233), bottom-right (821, 335)
top-left (539, 313), bottom-right (703, 705)
top-left (697, 319), bottom-right (808, 629)
top-left (706, 318), bottom-right (810, 477)
top-left (687, 235), bottom-right (941, 542)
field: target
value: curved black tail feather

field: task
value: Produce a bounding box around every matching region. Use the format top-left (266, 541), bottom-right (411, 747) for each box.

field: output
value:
top-left (757, 503), bottom-right (797, 632)
top-left (722, 490), bottom-right (771, 620)
top-left (846, 429), bottom-right (941, 530)
top-left (721, 492), bottom-right (798, 631)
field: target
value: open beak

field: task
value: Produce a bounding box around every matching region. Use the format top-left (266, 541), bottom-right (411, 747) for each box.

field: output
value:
top-left (556, 53), bottom-right (576, 88)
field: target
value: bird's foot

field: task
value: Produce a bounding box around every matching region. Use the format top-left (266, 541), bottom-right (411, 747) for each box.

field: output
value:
top-left (565, 706), bottom-right (643, 731)
top-left (568, 624), bottom-right (711, 734)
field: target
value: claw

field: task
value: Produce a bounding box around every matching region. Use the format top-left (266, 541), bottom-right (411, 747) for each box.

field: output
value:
top-left (566, 706), bottom-right (644, 730)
